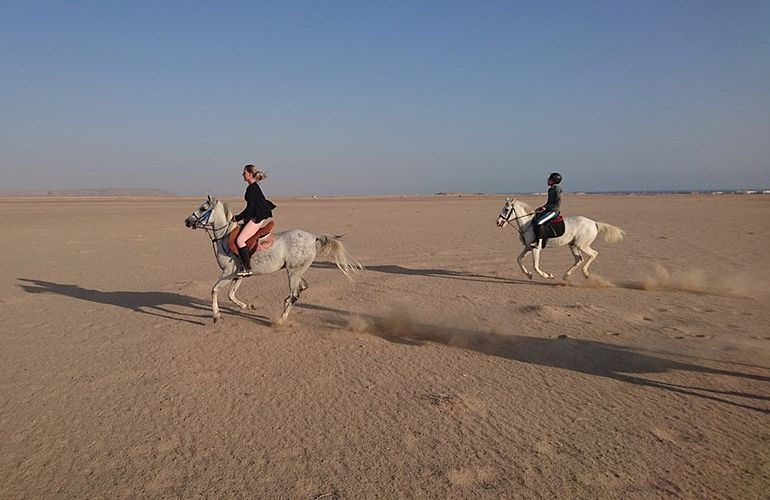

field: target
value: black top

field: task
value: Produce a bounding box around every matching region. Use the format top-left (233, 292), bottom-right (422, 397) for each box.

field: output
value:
top-left (234, 183), bottom-right (276, 223)
top-left (543, 185), bottom-right (562, 211)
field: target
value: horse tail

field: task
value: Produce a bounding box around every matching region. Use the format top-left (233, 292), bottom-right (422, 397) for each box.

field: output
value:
top-left (315, 235), bottom-right (364, 279)
top-left (595, 222), bottom-right (626, 243)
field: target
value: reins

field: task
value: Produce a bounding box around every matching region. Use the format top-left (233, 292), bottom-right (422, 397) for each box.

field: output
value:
top-left (504, 205), bottom-right (534, 232)
top-left (501, 203), bottom-right (535, 245)
top-left (189, 203), bottom-right (234, 249)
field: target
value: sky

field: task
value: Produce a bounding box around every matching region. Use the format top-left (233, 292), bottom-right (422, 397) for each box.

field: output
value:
top-left (1, 1), bottom-right (769, 196)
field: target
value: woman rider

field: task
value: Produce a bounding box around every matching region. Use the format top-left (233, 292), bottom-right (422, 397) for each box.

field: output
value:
top-left (232, 164), bottom-right (276, 277)
top-left (530, 172), bottom-right (562, 248)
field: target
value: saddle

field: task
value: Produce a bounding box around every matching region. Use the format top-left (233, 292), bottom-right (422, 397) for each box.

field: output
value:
top-left (228, 220), bottom-right (275, 257)
top-left (537, 215), bottom-right (565, 248)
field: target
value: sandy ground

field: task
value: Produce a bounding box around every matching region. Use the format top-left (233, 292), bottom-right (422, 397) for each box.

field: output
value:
top-left (1, 194), bottom-right (768, 498)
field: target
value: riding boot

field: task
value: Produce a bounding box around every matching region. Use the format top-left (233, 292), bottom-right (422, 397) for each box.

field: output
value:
top-left (237, 246), bottom-right (253, 277)
top-left (530, 227), bottom-right (541, 248)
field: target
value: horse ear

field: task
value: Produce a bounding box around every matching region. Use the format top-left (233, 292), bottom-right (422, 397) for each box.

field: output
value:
top-left (207, 193), bottom-right (212, 202)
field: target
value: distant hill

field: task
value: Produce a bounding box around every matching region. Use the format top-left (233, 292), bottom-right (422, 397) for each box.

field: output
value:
top-left (0, 188), bottom-right (175, 197)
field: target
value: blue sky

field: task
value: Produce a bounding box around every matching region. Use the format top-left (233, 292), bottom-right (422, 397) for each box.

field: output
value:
top-left (1, 1), bottom-right (768, 195)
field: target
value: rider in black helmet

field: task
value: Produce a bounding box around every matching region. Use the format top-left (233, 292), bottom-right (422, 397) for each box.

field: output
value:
top-left (530, 172), bottom-right (562, 248)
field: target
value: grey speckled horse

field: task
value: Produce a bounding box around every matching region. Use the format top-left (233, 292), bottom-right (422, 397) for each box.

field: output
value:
top-left (185, 195), bottom-right (362, 324)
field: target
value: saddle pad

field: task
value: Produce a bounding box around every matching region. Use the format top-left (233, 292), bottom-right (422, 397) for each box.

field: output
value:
top-left (228, 220), bottom-right (275, 256)
top-left (540, 219), bottom-right (566, 247)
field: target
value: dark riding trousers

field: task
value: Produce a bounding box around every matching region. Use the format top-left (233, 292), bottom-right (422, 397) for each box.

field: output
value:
top-left (532, 210), bottom-right (559, 238)
top-left (533, 185), bottom-right (562, 239)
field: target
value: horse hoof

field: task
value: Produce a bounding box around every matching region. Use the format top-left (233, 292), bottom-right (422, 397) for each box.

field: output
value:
top-left (547, 274), bottom-right (554, 279)
top-left (248, 304), bottom-right (257, 310)
top-left (213, 315), bottom-right (220, 323)
top-left (527, 274), bottom-right (533, 280)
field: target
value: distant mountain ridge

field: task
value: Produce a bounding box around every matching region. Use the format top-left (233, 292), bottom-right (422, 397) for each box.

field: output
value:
top-left (0, 188), bottom-right (175, 197)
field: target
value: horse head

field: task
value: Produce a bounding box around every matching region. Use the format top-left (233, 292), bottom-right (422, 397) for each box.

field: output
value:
top-left (185, 194), bottom-right (227, 229)
top-left (497, 198), bottom-right (533, 228)
top-left (497, 197), bottom-right (515, 227)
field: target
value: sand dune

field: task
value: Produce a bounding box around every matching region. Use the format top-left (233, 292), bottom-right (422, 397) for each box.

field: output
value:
top-left (1, 194), bottom-right (768, 498)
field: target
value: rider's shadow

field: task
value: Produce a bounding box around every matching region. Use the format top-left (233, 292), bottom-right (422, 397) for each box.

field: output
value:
top-left (16, 278), bottom-right (260, 326)
top-left (298, 302), bottom-right (770, 415)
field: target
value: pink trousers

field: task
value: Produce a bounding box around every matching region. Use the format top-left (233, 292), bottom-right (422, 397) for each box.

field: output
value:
top-left (236, 218), bottom-right (271, 248)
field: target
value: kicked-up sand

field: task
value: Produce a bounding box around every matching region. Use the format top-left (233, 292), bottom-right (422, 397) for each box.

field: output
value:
top-left (0, 194), bottom-right (768, 498)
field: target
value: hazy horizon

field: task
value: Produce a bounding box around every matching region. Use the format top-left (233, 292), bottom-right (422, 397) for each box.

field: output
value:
top-left (2, 1), bottom-right (769, 196)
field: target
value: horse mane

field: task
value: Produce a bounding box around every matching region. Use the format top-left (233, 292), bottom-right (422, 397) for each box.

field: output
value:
top-left (514, 199), bottom-right (533, 213)
top-left (220, 200), bottom-right (233, 220)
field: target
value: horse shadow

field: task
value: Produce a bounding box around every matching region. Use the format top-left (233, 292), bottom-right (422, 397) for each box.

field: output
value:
top-left (311, 261), bottom-right (557, 287)
top-left (297, 303), bottom-right (770, 414)
top-left (16, 278), bottom-right (272, 326)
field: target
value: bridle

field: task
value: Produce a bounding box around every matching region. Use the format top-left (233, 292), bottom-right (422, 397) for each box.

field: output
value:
top-left (501, 203), bottom-right (534, 227)
top-left (189, 201), bottom-right (234, 246)
top-left (500, 202), bottom-right (534, 243)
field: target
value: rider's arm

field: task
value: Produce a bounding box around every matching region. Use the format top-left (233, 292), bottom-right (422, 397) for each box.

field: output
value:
top-left (544, 186), bottom-right (560, 211)
top-left (234, 185), bottom-right (258, 222)
top-left (234, 203), bottom-right (249, 222)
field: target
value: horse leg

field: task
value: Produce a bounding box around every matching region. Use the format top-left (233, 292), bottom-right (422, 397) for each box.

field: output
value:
top-left (532, 247), bottom-right (554, 279)
top-left (276, 264), bottom-right (311, 325)
top-left (579, 245), bottom-right (599, 278)
top-left (563, 244), bottom-right (584, 281)
top-left (228, 277), bottom-right (252, 310)
top-left (299, 277), bottom-right (309, 292)
top-left (211, 273), bottom-right (234, 322)
top-left (517, 248), bottom-right (533, 279)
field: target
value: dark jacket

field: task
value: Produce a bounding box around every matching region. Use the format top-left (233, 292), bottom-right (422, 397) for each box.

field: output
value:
top-left (234, 183), bottom-right (276, 223)
top-left (543, 185), bottom-right (562, 212)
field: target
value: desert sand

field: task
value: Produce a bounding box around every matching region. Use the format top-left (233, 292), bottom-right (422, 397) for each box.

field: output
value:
top-left (1, 194), bottom-right (768, 498)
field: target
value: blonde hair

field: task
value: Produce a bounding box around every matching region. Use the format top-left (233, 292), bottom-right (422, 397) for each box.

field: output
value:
top-left (243, 164), bottom-right (267, 182)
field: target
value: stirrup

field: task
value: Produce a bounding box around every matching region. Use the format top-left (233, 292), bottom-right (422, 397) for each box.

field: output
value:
top-left (237, 268), bottom-right (253, 277)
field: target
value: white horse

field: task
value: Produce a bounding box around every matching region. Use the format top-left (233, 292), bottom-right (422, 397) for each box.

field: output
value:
top-left (185, 195), bottom-right (363, 324)
top-left (496, 198), bottom-right (625, 280)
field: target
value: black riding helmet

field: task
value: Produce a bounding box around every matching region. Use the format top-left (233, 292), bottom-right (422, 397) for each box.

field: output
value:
top-left (548, 172), bottom-right (562, 184)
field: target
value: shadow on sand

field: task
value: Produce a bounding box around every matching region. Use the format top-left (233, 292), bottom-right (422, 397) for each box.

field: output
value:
top-left (311, 261), bottom-right (558, 287)
top-left (298, 302), bottom-right (770, 414)
top-left (313, 262), bottom-right (755, 298)
top-left (17, 278), bottom-right (272, 326)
